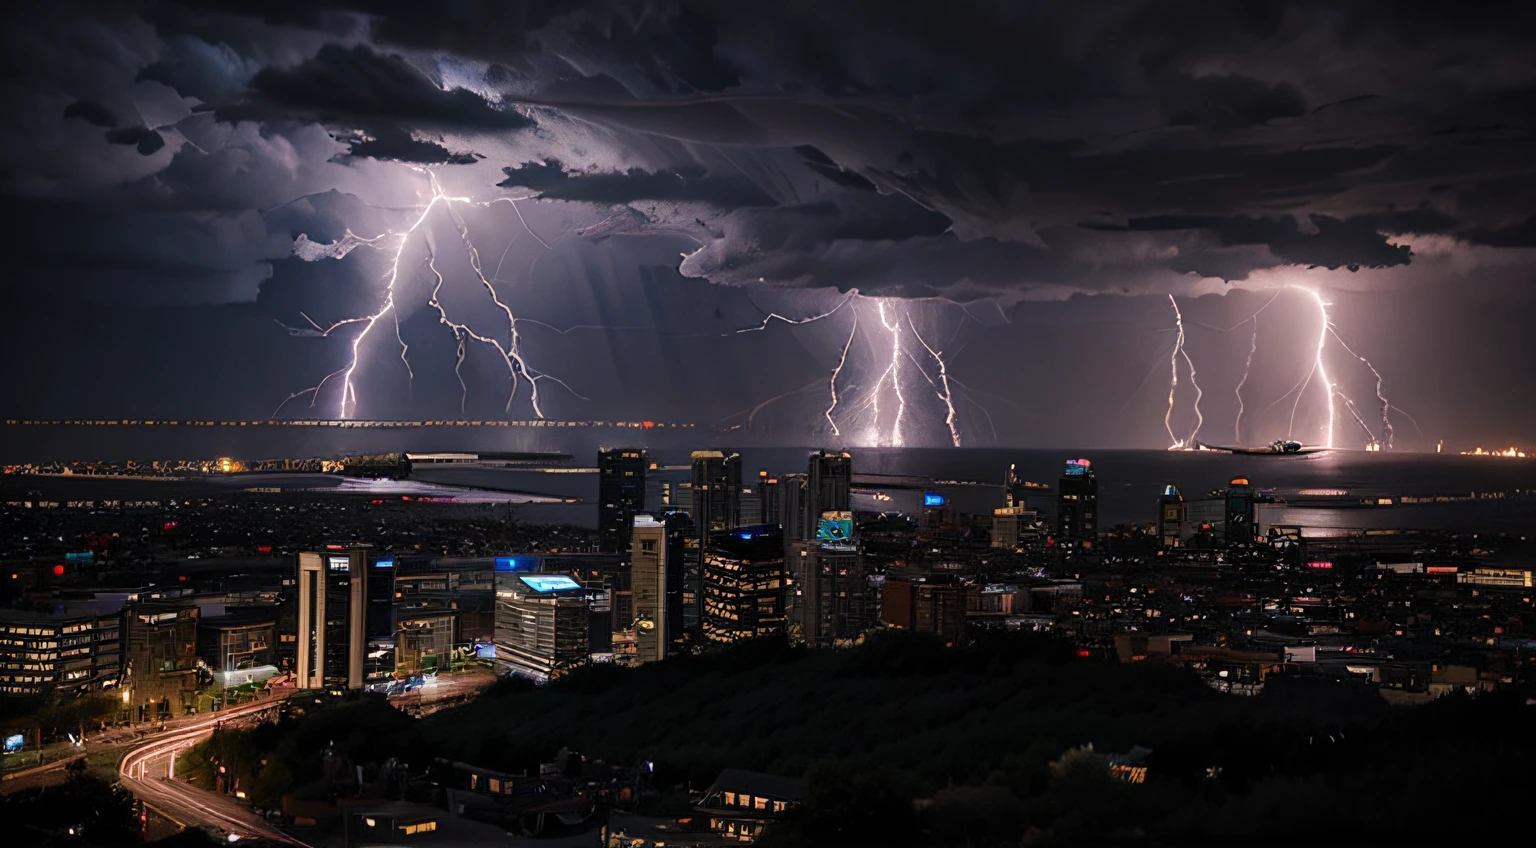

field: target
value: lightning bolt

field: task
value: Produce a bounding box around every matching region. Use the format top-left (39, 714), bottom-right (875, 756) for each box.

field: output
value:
top-left (907, 313), bottom-right (961, 447)
top-left (276, 167), bottom-right (578, 420)
top-left (1233, 291), bottom-right (1280, 444)
top-left (1288, 286), bottom-right (1336, 449)
top-left (877, 300), bottom-right (905, 447)
top-left (1165, 295), bottom-right (1203, 448)
top-left (825, 310), bottom-right (858, 436)
top-left (1328, 328), bottom-right (1394, 450)
top-left (736, 290), bottom-right (858, 334)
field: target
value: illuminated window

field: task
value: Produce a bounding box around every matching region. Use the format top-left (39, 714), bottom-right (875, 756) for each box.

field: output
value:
top-left (399, 821), bottom-right (437, 836)
top-left (723, 792), bottom-right (736, 806)
top-left (755, 796), bottom-right (769, 810)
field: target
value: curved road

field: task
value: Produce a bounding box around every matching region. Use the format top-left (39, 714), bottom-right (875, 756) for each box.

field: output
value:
top-left (118, 695), bottom-right (310, 846)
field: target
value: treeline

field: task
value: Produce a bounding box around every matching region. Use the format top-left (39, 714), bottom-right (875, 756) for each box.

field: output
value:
top-left (171, 632), bottom-right (1536, 844)
top-left (432, 631), bottom-right (1535, 844)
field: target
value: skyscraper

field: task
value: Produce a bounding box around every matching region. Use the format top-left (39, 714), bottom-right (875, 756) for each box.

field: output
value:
top-left (757, 470), bottom-right (781, 525)
top-left (703, 525), bottom-right (787, 644)
top-left (690, 450), bottom-right (742, 626)
top-left (691, 450), bottom-right (742, 534)
top-left (789, 535), bottom-right (872, 648)
top-left (804, 450), bottom-right (853, 537)
top-left (297, 548), bottom-right (369, 690)
top-left (1157, 485), bottom-right (1185, 549)
top-left (1224, 477), bottom-right (1257, 547)
top-left (1056, 458), bottom-right (1098, 548)
top-left (631, 512), bottom-right (690, 664)
top-left (597, 448), bottom-right (648, 554)
top-left (777, 473), bottom-right (810, 542)
top-left (493, 568), bottom-right (590, 682)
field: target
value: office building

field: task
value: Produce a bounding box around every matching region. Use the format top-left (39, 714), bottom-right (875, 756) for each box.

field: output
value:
top-left (367, 556), bottom-right (396, 641)
top-left (124, 600), bottom-right (201, 719)
top-left (881, 576), bottom-right (967, 647)
top-left (493, 569), bottom-right (589, 682)
top-left (804, 450), bottom-right (853, 538)
top-left (1158, 485), bottom-right (1185, 549)
top-left (395, 610), bottom-right (457, 675)
top-left (777, 474), bottom-right (810, 542)
top-left (297, 548), bottom-right (370, 691)
top-left (0, 605), bottom-right (122, 697)
top-left (691, 450), bottom-right (743, 534)
top-left (597, 448), bottom-right (648, 554)
top-left (991, 507), bottom-right (1042, 550)
top-left (1224, 477), bottom-right (1257, 546)
top-left (1056, 458), bottom-right (1098, 547)
top-left (631, 512), bottom-right (690, 664)
top-left (703, 525), bottom-right (787, 644)
top-left (691, 450), bottom-right (743, 626)
top-left (757, 470), bottom-right (781, 525)
top-left (198, 610), bottom-right (277, 675)
top-left (788, 538), bottom-right (873, 648)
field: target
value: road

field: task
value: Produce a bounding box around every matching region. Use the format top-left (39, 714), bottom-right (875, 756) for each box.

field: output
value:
top-left (117, 694), bottom-right (310, 847)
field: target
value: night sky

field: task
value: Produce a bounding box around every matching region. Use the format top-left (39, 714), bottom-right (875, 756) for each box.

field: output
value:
top-left (2, 2), bottom-right (1533, 449)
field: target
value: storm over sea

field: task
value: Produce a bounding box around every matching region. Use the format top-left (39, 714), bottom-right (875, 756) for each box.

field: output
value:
top-left (4, 426), bottom-right (1532, 532)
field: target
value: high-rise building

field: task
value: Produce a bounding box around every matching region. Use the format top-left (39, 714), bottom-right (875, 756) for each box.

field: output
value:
top-left (1224, 477), bottom-right (1257, 546)
top-left (0, 605), bottom-right (122, 697)
top-left (691, 450), bottom-right (743, 534)
top-left (777, 474), bottom-right (810, 542)
top-left (492, 569), bottom-right (590, 682)
top-left (805, 450), bottom-right (853, 537)
top-left (690, 450), bottom-right (742, 625)
top-left (757, 470), bottom-right (781, 525)
top-left (297, 548), bottom-right (369, 691)
top-left (124, 599), bottom-right (201, 719)
top-left (1056, 458), bottom-right (1098, 547)
top-left (367, 555), bottom-right (396, 641)
top-left (631, 512), bottom-right (690, 664)
top-left (788, 538), bottom-right (872, 648)
top-left (881, 576), bottom-right (968, 647)
top-left (598, 448), bottom-right (649, 554)
top-left (1004, 464), bottom-right (1054, 520)
top-left (991, 507), bottom-right (1041, 550)
top-left (703, 525), bottom-right (787, 644)
top-left (1157, 485), bottom-right (1185, 549)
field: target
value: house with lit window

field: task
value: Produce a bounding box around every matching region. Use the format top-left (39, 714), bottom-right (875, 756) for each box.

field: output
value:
top-left (694, 769), bottom-right (805, 843)
top-left (341, 801), bottom-right (509, 848)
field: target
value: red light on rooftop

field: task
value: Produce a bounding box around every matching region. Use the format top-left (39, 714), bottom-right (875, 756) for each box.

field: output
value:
top-left (178, 575), bottom-right (188, 582)
top-left (1307, 561), bottom-right (1333, 569)
top-left (163, 521), bottom-right (178, 530)
top-left (257, 545), bottom-right (271, 553)
top-left (642, 421), bottom-right (655, 429)
top-left (1076, 649), bottom-right (1092, 658)
top-left (325, 544), bottom-right (344, 550)
top-left (52, 564), bottom-right (65, 576)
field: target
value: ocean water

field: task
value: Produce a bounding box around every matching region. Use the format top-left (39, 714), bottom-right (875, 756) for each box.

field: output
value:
top-left (3, 427), bottom-right (1533, 532)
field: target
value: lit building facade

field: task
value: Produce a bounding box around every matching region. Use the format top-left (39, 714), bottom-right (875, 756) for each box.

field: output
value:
top-left (198, 612), bottom-right (277, 674)
top-left (991, 507), bottom-right (1042, 550)
top-left (631, 512), bottom-right (690, 664)
top-left (395, 611), bottom-right (457, 675)
top-left (297, 548), bottom-right (369, 691)
top-left (1157, 485), bottom-right (1185, 549)
top-left (691, 450), bottom-right (743, 627)
top-left (0, 606), bottom-right (122, 697)
top-left (1056, 458), bottom-right (1098, 547)
top-left (788, 540), bottom-right (873, 648)
top-left (805, 450), bottom-right (853, 539)
top-left (597, 448), bottom-right (648, 554)
top-left (703, 526), bottom-right (786, 644)
top-left (125, 600), bottom-right (201, 719)
top-left (881, 576), bottom-right (967, 647)
top-left (493, 570), bottom-right (590, 682)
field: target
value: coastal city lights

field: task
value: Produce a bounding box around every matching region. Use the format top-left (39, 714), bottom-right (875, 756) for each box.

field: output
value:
top-left (2, 4), bottom-right (1533, 847)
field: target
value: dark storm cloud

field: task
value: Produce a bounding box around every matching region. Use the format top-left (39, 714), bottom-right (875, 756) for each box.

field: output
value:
top-left (344, 129), bottom-right (479, 165)
top-left (104, 126), bottom-right (167, 156)
top-left (498, 159), bottom-right (775, 208)
top-left (218, 43), bottom-right (534, 131)
top-left (62, 100), bottom-right (119, 128)
top-left (1085, 214), bottom-right (1413, 274)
